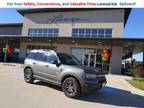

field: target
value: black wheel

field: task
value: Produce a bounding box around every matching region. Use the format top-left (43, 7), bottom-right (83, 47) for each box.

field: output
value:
top-left (62, 77), bottom-right (81, 98)
top-left (24, 68), bottom-right (34, 83)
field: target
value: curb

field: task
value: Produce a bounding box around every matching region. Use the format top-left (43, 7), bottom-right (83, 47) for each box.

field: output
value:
top-left (0, 62), bottom-right (24, 68)
top-left (2, 63), bottom-right (16, 66)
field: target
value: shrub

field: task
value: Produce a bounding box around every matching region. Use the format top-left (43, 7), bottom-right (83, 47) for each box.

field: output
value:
top-left (133, 77), bottom-right (144, 82)
top-left (133, 63), bottom-right (144, 78)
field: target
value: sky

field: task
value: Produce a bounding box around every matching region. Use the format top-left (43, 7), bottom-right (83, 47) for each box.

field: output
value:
top-left (124, 8), bottom-right (144, 38)
top-left (0, 8), bottom-right (23, 23)
top-left (0, 8), bottom-right (143, 61)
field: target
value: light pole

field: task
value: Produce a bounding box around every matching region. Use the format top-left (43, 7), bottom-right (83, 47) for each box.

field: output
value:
top-left (4, 39), bottom-right (8, 62)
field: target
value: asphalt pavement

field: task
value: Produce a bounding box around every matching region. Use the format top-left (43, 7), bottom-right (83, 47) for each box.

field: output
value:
top-left (0, 63), bottom-right (144, 108)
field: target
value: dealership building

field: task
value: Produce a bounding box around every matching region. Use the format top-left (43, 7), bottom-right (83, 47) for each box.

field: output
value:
top-left (0, 8), bottom-right (143, 74)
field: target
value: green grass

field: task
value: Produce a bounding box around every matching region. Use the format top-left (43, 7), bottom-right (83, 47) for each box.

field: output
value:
top-left (133, 77), bottom-right (144, 82)
top-left (128, 77), bottom-right (144, 91)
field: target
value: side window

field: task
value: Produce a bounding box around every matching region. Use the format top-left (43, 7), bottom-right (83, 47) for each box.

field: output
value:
top-left (36, 53), bottom-right (45, 61)
top-left (58, 54), bottom-right (66, 64)
top-left (45, 54), bottom-right (58, 63)
top-left (27, 52), bottom-right (37, 59)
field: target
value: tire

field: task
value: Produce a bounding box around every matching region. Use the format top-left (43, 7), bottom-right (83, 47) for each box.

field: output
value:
top-left (24, 68), bottom-right (34, 83)
top-left (96, 84), bottom-right (103, 90)
top-left (62, 77), bottom-right (81, 98)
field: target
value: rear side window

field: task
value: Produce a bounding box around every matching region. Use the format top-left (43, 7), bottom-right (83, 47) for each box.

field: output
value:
top-left (36, 53), bottom-right (45, 61)
top-left (27, 52), bottom-right (37, 59)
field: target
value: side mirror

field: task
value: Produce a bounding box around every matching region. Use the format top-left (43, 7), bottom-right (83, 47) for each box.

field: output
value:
top-left (56, 62), bottom-right (61, 67)
top-left (51, 60), bottom-right (61, 67)
top-left (51, 60), bottom-right (58, 64)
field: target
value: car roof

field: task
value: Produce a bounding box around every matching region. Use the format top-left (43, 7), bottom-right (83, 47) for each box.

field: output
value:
top-left (30, 49), bottom-right (56, 54)
top-left (29, 49), bottom-right (73, 56)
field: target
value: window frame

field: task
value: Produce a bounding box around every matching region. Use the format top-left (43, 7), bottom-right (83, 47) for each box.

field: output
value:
top-left (28, 28), bottom-right (59, 37)
top-left (35, 53), bottom-right (46, 62)
top-left (27, 52), bottom-right (37, 60)
top-left (44, 53), bottom-right (59, 64)
top-left (72, 28), bottom-right (112, 38)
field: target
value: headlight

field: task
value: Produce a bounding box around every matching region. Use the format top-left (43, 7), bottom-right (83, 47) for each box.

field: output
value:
top-left (85, 73), bottom-right (97, 79)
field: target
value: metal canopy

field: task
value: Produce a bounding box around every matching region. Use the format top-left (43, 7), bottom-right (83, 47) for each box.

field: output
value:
top-left (0, 36), bottom-right (143, 63)
top-left (0, 36), bottom-right (143, 47)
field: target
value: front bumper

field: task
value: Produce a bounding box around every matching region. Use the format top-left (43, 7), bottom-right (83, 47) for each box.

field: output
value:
top-left (81, 76), bottom-right (107, 93)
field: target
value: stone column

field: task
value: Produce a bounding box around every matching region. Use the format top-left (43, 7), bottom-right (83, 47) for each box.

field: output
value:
top-left (19, 42), bottom-right (27, 58)
top-left (57, 44), bottom-right (71, 53)
top-left (111, 46), bottom-right (123, 74)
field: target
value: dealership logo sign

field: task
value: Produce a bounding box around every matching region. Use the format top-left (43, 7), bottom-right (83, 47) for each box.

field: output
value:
top-left (47, 15), bottom-right (88, 23)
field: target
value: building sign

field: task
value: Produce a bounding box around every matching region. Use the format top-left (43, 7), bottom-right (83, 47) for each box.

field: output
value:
top-left (85, 49), bottom-right (95, 53)
top-left (47, 15), bottom-right (88, 23)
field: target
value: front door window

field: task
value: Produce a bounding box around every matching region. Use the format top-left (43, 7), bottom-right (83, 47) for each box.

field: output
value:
top-left (83, 53), bottom-right (96, 67)
top-left (71, 48), bottom-right (111, 72)
top-left (90, 54), bottom-right (96, 67)
top-left (84, 54), bottom-right (89, 66)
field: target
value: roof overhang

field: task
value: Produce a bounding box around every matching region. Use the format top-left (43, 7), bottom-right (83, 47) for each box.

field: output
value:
top-left (0, 36), bottom-right (143, 47)
top-left (0, 23), bottom-right (23, 27)
top-left (17, 8), bottom-right (131, 26)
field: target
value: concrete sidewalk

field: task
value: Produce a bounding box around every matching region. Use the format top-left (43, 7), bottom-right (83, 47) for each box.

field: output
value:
top-left (106, 74), bottom-right (144, 96)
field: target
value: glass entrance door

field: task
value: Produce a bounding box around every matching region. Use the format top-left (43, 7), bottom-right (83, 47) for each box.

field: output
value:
top-left (71, 48), bottom-right (111, 73)
top-left (83, 53), bottom-right (96, 67)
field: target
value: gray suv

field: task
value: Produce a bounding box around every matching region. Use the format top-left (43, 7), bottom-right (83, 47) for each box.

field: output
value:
top-left (24, 50), bottom-right (106, 98)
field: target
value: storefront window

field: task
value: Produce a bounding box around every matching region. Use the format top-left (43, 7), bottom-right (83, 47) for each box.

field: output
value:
top-left (96, 55), bottom-right (102, 63)
top-left (71, 48), bottom-right (85, 63)
top-left (106, 29), bottom-right (112, 34)
top-left (28, 28), bottom-right (59, 37)
top-left (92, 29), bottom-right (97, 38)
top-left (98, 29), bottom-right (104, 34)
top-left (105, 29), bottom-right (112, 38)
top-left (71, 48), bottom-right (111, 72)
top-left (84, 54), bottom-right (89, 66)
top-left (72, 28), bottom-right (112, 38)
top-left (85, 29), bottom-right (91, 37)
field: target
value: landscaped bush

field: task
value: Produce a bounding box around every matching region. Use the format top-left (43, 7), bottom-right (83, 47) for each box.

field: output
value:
top-left (133, 63), bottom-right (144, 78)
top-left (133, 77), bottom-right (144, 82)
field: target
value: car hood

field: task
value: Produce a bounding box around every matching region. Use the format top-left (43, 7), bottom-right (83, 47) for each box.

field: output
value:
top-left (75, 65), bottom-right (105, 75)
top-left (62, 64), bottom-right (106, 75)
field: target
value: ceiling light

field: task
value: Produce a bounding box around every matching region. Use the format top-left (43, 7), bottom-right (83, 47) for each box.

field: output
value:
top-left (72, 40), bottom-right (75, 43)
top-left (98, 44), bottom-right (102, 46)
top-left (98, 41), bottom-right (102, 44)
top-left (75, 43), bottom-right (78, 45)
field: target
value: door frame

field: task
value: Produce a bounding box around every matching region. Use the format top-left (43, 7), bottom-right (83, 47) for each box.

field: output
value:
top-left (83, 53), bottom-right (96, 67)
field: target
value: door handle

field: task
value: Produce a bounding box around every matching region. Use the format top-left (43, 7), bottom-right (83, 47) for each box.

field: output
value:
top-left (33, 62), bottom-right (36, 65)
top-left (45, 65), bottom-right (49, 67)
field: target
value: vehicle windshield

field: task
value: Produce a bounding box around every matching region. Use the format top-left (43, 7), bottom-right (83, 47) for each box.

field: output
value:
top-left (57, 53), bottom-right (81, 65)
